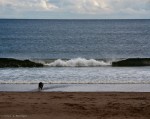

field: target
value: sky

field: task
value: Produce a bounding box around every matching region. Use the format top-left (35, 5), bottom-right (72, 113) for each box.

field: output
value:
top-left (0, 0), bottom-right (150, 19)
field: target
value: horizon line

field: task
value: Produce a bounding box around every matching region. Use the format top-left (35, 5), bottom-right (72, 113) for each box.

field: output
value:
top-left (0, 18), bottom-right (150, 20)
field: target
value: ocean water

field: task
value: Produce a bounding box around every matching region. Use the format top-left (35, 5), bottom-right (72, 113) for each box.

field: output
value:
top-left (0, 19), bottom-right (150, 91)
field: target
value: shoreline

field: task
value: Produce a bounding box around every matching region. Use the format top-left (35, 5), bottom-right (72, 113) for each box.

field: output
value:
top-left (0, 92), bottom-right (150, 119)
top-left (0, 84), bottom-right (150, 92)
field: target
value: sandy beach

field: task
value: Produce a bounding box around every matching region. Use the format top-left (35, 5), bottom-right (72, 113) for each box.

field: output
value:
top-left (0, 92), bottom-right (150, 119)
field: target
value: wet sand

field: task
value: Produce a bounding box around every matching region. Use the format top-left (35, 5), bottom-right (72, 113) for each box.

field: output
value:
top-left (0, 92), bottom-right (150, 119)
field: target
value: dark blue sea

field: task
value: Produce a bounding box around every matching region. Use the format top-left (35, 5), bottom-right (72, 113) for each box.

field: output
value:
top-left (0, 19), bottom-right (150, 59)
top-left (0, 19), bottom-right (150, 92)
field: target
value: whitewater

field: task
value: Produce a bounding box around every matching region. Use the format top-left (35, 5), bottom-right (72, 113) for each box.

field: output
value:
top-left (0, 65), bottom-right (150, 84)
top-left (42, 58), bottom-right (111, 67)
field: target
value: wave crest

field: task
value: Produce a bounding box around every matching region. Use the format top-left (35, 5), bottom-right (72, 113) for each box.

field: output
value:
top-left (45, 58), bottom-right (111, 67)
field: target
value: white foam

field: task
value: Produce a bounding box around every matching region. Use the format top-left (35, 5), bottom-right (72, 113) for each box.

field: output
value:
top-left (45, 58), bottom-right (111, 67)
top-left (0, 65), bottom-right (150, 84)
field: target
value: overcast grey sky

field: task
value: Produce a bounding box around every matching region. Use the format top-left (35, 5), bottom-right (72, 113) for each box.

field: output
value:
top-left (0, 0), bottom-right (150, 19)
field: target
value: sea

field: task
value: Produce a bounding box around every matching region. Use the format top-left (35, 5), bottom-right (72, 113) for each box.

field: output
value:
top-left (0, 19), bottom-right (150, 92)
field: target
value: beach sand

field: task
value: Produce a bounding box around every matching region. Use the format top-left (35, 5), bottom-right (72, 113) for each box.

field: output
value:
top-left (0, 92), bottom-right (150, 119)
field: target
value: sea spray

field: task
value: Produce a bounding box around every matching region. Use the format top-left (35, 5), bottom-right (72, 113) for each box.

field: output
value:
top-left (45, 58), bottom-right (111, 67)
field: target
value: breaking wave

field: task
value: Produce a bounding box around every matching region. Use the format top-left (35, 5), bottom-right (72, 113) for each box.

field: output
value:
top-left (1, 57), bottom-right (150, 68)
top-left (44, 58), bottom-right (111, 67)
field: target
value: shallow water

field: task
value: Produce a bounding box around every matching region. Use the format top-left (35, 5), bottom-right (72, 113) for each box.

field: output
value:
top-left (0, 84), bottom-right (150, 92)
